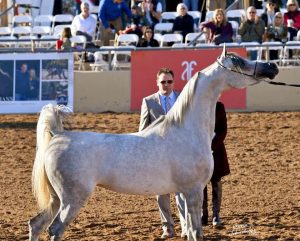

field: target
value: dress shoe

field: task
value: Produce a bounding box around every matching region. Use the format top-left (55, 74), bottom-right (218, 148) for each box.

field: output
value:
top-left (161, 227), bottom-right (175, 239)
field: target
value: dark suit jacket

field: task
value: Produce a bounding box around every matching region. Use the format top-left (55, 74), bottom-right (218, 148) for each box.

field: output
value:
top-left (211, 101), bottom-right (230, 182)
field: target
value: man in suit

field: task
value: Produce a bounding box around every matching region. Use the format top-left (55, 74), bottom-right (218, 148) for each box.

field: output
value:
top-left (139, 67), bottom-right (186, 239)
top-left (202, 101), bottom-right (230, 227)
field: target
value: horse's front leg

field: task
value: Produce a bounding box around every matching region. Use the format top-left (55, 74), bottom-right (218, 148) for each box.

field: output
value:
top-left (183, 183), bottom-right (204, 241)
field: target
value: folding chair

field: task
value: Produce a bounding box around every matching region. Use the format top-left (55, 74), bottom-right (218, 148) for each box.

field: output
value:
top-left (154, 23), bottom-right (173, 34)
top-left (226, 9), bottom-right (245, 24)
top-left (52, 14), bottom-right (74, 34)
top-left (188, 11), bottom-right (201, 30)
top-left (161, 12), bottom-right (177, 23)
top-left (185, 32), bottom-right (207, 45)
top-left (259, 41), bottom-right (284, 65)
top-left (34, 15), bottom-right (53, 27)
top-left (90, 50), bottom-right (109, 71)
top-left (70, 35), bottom-right (87, 70)
top-left (160, 33), bottom-right (183, 47)
top-left (240, 41), bottom-right (260, 60)
top-left (111, 45), bottom-right (135, 70)
top-left (0, 27), bottom-right (12, 37)
top-left (116, 34), bottom-right (139, 46)
top-left (12, 15), bottom-right (33, 27)
top-left (282, 40), bottom-right (300, 66)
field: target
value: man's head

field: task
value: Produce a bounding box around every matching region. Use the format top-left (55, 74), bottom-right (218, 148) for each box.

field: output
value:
top-left (246, 6), bottom-right (257, 21)
top-left (20, 63), bottom-right (28, 73)
top-left (80, 2), bottom-right (90, 16)
top-left (156, 68), bottom-right (174, 96)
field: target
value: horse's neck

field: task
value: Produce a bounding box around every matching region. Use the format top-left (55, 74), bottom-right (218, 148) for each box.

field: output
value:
top-left (185, 64), bottom-right (225, 140)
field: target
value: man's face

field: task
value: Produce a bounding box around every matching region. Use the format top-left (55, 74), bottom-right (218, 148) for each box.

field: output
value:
top-left (21, 64), bottom-right (27, 73)
top-left (157, 73), bottom-right (174, 96)
top-left (247, 7), bottom-right (256, 21)
top-left (81, 4), bottom-right (89, 14)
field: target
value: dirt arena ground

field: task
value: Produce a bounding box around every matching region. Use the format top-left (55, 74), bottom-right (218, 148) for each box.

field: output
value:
top-left (0, 111), bottom-right (299, 241)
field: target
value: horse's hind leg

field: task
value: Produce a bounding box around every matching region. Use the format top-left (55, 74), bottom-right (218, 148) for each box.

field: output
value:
top-left (184, 183), bottom-right (204, 241)
top-left (47, 185), bottom-right (94, 241)
top-left (28, 197), bottom-right (60, 241)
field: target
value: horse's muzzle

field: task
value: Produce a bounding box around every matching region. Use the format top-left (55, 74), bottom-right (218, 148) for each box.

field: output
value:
top-left (267, 62), bottom-right (279, 79)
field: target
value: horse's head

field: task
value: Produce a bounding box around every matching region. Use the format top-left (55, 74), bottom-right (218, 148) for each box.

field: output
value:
top-left (217, 45), bottom-right (279, 89)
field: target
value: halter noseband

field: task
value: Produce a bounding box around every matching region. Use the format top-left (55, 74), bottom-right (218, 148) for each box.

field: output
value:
top-left (217, 54), bottom-right (258, 79)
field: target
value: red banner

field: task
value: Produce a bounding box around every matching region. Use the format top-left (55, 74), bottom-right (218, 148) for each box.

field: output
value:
top-left (131, 48), bottom-right (247, 111)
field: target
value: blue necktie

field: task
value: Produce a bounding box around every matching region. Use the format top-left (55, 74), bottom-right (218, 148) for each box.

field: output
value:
top-left (165, 96), bottom-right (171, 113)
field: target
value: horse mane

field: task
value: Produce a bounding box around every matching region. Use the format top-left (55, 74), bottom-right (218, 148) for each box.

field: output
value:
top-left (157, 72), bottom-right (199, 134)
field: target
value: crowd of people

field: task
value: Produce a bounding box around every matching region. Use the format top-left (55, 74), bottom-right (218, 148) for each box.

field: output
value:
top-left (57, 0), bottom-right (298, 62)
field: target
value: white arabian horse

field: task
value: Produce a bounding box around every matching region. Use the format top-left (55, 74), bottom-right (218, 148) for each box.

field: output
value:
top-left (28, 46), bottom-right (279, 241)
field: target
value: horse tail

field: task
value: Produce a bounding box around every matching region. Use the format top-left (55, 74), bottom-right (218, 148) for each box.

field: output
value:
top-left (32, 104), bottom-right (71, 211)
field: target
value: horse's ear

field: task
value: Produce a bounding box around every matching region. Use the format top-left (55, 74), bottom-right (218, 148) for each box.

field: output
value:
top-left (221, 44), bottom-right (227, 58)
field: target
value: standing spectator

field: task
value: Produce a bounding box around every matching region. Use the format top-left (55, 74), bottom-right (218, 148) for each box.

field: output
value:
top-left (283, 0), bottom-right (300, 41)
top-left (139, 0), bottom-right (162, 28)
top-left (71, 2), bottom-right (97, 42)
top-left (238, 6), bottom-right (265, 59)
top-left (138, 26), bottom-right (159, 47)
top-left (261, 0), bottom-right (280, 27)
top-left (201, 8), bottom-right (233, 45)
top-left (99, 0), bottom-right (132, 46)
top-left (172, 3), bottom-right (194, 41)
top-left (202, 101), bottom-right (230, 227)
top-left (183, 0), bottom-right (198, 11)
top-left (139, 68), bottom-right (187, 239)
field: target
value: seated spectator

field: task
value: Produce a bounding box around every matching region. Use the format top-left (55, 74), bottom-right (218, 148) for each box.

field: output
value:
top-left (283, 0), bottom-right (300, 41)
top-left (99, 0), bottom-right (132, 46)
top-left (238, 6), bottom-right (265, 59)
top-left (261, 0), bottom-right (280, 27)
top-left (139, 0), bottom-right (162, 29)
top-left (172, 3), bottom-right (194, 41)
top-left (201, 8), bottom-right (233, 45)
top-left (138, 26), bottom-right (159, 47)
top-left (71, 2), bottom-right (97, 42)
top-left (56, 27), bottom-right (72, 50)
top-left (265, 12), bottom-right (288, 59)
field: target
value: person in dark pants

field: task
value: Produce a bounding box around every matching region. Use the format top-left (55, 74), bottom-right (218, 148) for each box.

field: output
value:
top-left (202, 101), bottom-right (230, 227)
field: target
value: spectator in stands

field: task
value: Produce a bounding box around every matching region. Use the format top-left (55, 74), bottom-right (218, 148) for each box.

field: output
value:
top-left (99, 0), bottom-right (132, 46)
top-left (261, 0), bottom-right (280, 27)
top-left (238, 6), bottom-right (265, 59)
top-left (201, 8), bottom-right (233, 45)
top-left (139, 0), bottom-right (162, 28)
top-left (71, 2), bottom-right (97, 42)
top-left (56, 27), bottom-right (72, 50)
top-left (283, 0), bottom-right (300, 41)
top-left (183, 0), bottom-right (198, 11)
top-left (172, 3), bottom-right (194, 41)
top-left (265, 11), bottom-right (288, 59)
top-left (138, 26), bottom-right (159, 47)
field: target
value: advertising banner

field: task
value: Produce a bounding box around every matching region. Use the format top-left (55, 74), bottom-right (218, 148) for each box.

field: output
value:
top-left (131, 48), bottom-right (247, 111)
top-left (0, 53), bottom-right (74, 114)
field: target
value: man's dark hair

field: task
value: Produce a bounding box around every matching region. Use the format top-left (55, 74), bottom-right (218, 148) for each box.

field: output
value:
top-left (157, 68), bottom-right (174, 79)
